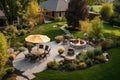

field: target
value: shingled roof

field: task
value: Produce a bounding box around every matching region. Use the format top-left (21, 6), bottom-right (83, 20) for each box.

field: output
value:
top-left (40, 0), bottom-right (70, 11)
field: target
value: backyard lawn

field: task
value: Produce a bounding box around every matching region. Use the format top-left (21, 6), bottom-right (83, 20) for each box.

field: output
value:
top-left (34, 47), bottom-right (120, 80)
top-left (12, 22), bottom-right (65, 43)
top-left (10, 22), bottom-right (120, 80)
top-left (12, 21), bottom-right (120, 44)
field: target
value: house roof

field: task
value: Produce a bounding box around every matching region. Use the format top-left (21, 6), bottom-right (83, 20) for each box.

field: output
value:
top-left (0, 10), bottom-right (5, 17)
top-left (40, 0), bottom-right (70, 11)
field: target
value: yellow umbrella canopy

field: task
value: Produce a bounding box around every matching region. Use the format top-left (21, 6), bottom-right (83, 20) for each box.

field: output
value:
top-left (25, 34), bottom-right (50, 43)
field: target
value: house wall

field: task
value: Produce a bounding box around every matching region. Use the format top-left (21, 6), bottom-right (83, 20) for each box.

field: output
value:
top-left (43, 10), bottom-right (66, 20)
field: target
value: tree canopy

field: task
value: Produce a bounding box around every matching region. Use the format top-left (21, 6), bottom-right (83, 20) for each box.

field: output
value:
top-left (87, 0), bottom-right (106, 5)
top-left (113, 0), bottom-right (120, 14)
top-left (0, 0), bottom-right (32, 24)
top-left (65, 0), bottom-right (88, 30)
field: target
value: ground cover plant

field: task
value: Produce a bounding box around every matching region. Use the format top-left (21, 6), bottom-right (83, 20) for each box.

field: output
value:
top-left (34, 47), bottom-right (120, 80)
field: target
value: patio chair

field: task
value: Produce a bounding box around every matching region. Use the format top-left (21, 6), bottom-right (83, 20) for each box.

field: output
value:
top-left (45, 48), bottom-right (51, 56)
top-left (30, 54), bottom-right (38, 63)
top-left (45, 45), bottom-right (49, 51)
top-left (41, 54), bottom-right (47, 60)
top-left (38, 54), bottom-right (43, 61)
top-left (24, 54), bottom-right (31, 61)
top-left (28, 48), bottom-right (32, 53)
top-left (39, 45), bottom-right (44, 49)
top-left (62, 39), bottom-right (68, 45)
top-left (67, 48), bottom-right (75, 56)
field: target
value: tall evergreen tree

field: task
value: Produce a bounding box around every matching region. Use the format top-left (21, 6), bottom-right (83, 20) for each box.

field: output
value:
top-left (65, 0), bottom-right (88, 30)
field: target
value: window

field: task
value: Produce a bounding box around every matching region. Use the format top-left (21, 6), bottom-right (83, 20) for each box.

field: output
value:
top-left (52, 12), bottom-right (55, 17)
top-left (59, 12), bottom-right (61, 17)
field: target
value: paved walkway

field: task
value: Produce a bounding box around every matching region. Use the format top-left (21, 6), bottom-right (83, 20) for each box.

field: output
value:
top-left (60, 24), bottom-right (71, 35)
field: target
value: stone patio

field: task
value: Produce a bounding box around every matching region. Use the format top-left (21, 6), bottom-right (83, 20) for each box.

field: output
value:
top-left (13, 41), bottom-right (91, 80)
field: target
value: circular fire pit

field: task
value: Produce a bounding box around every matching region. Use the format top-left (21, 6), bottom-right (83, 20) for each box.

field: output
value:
top-left (70, 39), bottom-right (86, 49)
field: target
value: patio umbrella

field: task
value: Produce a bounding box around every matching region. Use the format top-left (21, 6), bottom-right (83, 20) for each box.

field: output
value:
top-left (25, 34), bottom-right (50, 43)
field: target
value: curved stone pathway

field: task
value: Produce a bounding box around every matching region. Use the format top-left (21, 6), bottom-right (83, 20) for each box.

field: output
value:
top-left (60, 24), bottom-right (71, 35)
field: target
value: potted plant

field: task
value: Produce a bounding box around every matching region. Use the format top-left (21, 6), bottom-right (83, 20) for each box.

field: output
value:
top-left (58, 48), bottom-right (64, 55)
top-left (55, 35), bottom-right (63, 43)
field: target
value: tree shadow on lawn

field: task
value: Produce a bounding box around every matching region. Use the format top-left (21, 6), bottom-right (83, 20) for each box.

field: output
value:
top-left (42, 29), bottom-right (65, 41)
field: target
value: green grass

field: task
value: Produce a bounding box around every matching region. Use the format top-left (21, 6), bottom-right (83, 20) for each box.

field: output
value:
top-left (103, 23), bottom-right (120, 37)
top-left (34, 47), bottom-right (120, 80)
top-left (11, 22), bottom-right (65, 43)
top-left (12, 21), bottom-right (120, 44)
top-left (70, 23), bottom-right (120, 39)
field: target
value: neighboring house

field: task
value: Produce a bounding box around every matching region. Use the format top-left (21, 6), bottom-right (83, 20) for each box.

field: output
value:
top-left (40, 0), bottom-right (70, 20)
top-left (0, 10), bottom-right (7, 29)
top-left (40, 0), bottom-right (98, 21)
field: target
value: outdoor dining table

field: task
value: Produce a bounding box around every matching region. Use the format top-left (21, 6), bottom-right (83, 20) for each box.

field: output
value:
top-left (31, 48), bottom-right (44, 55)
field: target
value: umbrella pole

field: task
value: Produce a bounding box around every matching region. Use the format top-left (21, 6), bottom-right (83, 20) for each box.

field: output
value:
top-left (36, 44), bottom-right (39, 51)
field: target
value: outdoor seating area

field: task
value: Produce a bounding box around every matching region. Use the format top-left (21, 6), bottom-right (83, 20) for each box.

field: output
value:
top-left (12, 35), bottom-right (92, 78)
top-left (1, 0), bottom-right (120, 80)
top-left (24, 45), bottom-right (51, 63)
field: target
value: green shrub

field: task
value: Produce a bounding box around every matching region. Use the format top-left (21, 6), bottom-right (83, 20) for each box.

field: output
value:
top-left (47, 60), bottom-right (60, 70)
top-left (85, 58), bottom-right (93, 66)
top-left (13, 42), bottom-right (23, 47)
top-left (17, 23), bottom-right (30, 29)
top-left (94, 46), bottom-right (102, 56)
top-left (88, 17), bottom-right (104, 40)
top-left (56, 17), bottom-right (64, 22)
top-left (0, 33), bottom-right (9, 80)
top-left (78, 62), bottom-right (87, 69)
top-left (58, 48), bottom-right (64, 54)
top-left (100, 3), bottom-right (114, 20)
top-left (86, 48), bottom-right (95, 59)
top-left (96, 55), bottom-right (106, 63)
top-left (80, 20), bottom-right (91, 32)
top-left (101, 39), bottom-right (113, 51)
top-left (61, 62), bottom-right (78, 71)
top-left (6, 66), bottom-right (15, 73)
top-left (6, 77), bottom-right (16, 80)
top-left (68, 63), bottom-right (78, 70)
top-left (79, 57), bottom-right (85, 62)
top-left (19, 29), bottom-right (28, 36)
top-left (24, 42), bottom-right (34, 48)
top-left (18, 47), bottom-right (26, 52)
top-left (55, 35), bottom-right (64, 43)
top-left (77, 51), bottom-right (86, 59)
top-left (9, 25), bottom-right (18, 33)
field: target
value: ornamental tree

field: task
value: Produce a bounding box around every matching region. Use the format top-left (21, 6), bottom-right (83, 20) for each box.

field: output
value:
top-left (65, 0), bottom-right (88, 30)
top-left (0, 33), bottom-right (9, 80)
